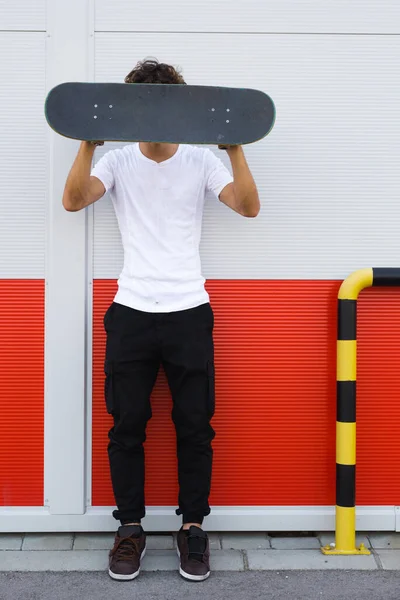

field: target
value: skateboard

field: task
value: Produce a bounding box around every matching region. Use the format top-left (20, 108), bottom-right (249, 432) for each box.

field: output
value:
top-left (45, 82), bottom-right (275, 146)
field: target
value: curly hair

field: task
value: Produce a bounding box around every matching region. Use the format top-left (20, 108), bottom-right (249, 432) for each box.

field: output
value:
top-left (125, 58), bottom-right (186, 85)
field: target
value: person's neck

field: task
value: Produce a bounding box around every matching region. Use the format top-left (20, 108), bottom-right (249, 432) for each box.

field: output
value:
top-left (139, 142), bottom-right (179, 163)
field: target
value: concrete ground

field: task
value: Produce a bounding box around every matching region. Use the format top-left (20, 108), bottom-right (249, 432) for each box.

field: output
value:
top-left (2, 532), bottom-right (400, 598)
top-left (2, 571), bottom-right (400, 600)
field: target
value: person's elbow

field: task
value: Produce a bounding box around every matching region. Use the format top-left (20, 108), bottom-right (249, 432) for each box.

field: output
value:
top-left (62, 189), bottom-right (84, 212)
top-left (243, 205), bottom-right (260, 218)
top-left (241, 190), bottom-right (260, 218)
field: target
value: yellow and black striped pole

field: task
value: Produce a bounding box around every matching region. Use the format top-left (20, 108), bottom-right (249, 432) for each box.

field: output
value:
top-left (321, 267), bottom-right (400, 555)
top-left (323, 268), bottom-right (400, 555)
top-left (322, 268), bottom-right (373, 555)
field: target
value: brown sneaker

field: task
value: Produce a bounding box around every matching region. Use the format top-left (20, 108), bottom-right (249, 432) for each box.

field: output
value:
top-left (177, 525), bottom-right (210, 581)
top-left (108, 524), bottom-right (146, 581)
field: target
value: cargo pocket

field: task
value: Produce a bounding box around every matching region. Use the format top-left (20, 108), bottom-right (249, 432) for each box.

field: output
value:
top-left (104, 359), bottom-right (114, 415)
top-left (207, 360), bottom-right (215, 418)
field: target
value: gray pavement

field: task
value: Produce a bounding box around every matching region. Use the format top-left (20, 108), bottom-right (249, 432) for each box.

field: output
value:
top-left (2, 571), bottom-right (400, 600)
top-left (2, 531), bottom-right (400, 572)
top-left (2, 532), bottom-right (400, 598)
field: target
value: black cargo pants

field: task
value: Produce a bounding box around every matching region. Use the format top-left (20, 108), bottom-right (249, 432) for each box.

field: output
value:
top-left (103, 301), bottom-right (215, 525)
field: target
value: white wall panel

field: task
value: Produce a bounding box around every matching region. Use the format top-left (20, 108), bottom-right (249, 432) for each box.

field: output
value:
top-left (93, 33), bottom-right (400, 280)
top-left (95, 0), bottom-right (400, 34)
top-left (0, 33), bottom-right (46, 278)
top-left (0, 0), bottom-right (46, 30)
top-left (44, 0), bottom-right (91, 517)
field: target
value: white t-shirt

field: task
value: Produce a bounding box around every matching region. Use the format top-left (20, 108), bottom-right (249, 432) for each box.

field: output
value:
top-left (91, 143), bottom-right (233, 313)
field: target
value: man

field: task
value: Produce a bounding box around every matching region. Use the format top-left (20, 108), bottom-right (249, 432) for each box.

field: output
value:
top-left (62, 59), bottom-right (259, 582)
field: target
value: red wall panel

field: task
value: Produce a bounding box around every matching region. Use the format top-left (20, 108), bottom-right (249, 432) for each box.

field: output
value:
top-left (92, 280), bottom-right (400, 508)
top-left (0, 280), bottom-right (44, 507)
top-left (357, 288), bottom-right (400, 504)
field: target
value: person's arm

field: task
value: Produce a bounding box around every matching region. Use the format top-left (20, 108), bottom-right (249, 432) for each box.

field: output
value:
top-left (62, 141), bottom-right (106, 212)
top-left (219, 146), bottom-right (260, 218)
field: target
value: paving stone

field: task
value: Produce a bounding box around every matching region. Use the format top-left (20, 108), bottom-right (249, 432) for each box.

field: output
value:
top-left (247, 549), bottom-right (378, 570)
top-left (377, 550), bottom-right (400, 570)
top-left (146, 535), bottom-right (174, 550)
top-left (369, 534), bottom-right (400, 549)
top-left (222, 533), bottom-right (270, 550)
top-left (141, 550), bottom-right (178, 571)
top-left (0, 550), bottom-right (108, 571)
top-left (0, 548), bottom-right (244, 572)
top-left (318, 533), bottom-right (371, 549)
top-left (22, 534), bottom-right (73, 551)
top-left (73, 533), bottom-right (115, 550)
top-left (270, 537), bottom-right (320, 550)
top-left (207, 533), bottom-right (222, 550)
top-left (211, 550), bottom-right (245, 571)
top-left (0, 534), bottom-right (23, 551)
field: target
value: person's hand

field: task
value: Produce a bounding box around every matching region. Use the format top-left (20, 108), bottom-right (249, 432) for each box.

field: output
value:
top-left (89, 140), bottom-right (104, 146)
top-left (218, 145), bottom-right (241, 158)
top-left (218, 144), bottom-right (240, 151)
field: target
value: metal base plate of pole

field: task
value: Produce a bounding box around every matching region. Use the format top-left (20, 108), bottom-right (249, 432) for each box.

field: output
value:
top-left (321, 543), bottom-right (370, 555)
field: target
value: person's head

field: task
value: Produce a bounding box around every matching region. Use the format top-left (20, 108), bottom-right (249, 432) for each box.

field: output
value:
top-left (125, 58), bottom-right (186, 85)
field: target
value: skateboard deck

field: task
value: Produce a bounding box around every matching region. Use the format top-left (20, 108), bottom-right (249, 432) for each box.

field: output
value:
top-left (45, 83), bottom-right (275, 145)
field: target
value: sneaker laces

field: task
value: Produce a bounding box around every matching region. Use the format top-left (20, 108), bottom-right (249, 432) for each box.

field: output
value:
top-left (113, 536), bottom-right (141, 562)
top-left (187, 532), bottom-right (207, 562)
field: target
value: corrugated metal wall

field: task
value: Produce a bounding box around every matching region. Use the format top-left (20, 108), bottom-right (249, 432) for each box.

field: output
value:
top-left (0, 2), bottom-right (46, 506)
top-left (93, 33), bottom-right (400, 279)
top-left (94, 0), bottom-right (400, 34)
top-left (1, 0), bottom-right (400, 519)
top-left (91, 1), bottom-right (400, 509)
